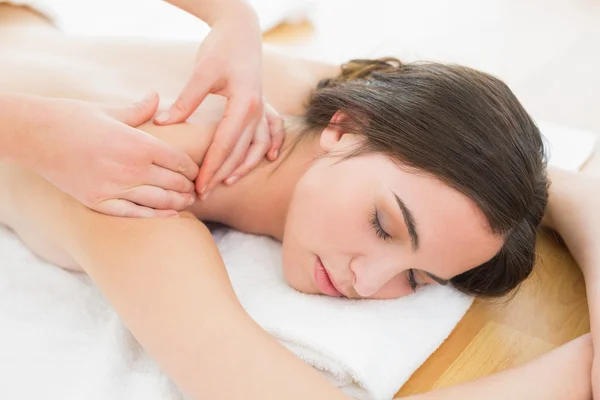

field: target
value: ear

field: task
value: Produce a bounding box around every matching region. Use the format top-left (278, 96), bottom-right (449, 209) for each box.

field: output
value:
top-left (319, 110), bottom-right (348, 152)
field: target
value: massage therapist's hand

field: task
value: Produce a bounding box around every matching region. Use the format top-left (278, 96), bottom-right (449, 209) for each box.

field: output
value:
top-left (154, 5), bottom-right (284, 199)
top-left (31, 93), bottom-right (199, 218)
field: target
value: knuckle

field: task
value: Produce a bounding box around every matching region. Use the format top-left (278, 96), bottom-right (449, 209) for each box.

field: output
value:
top-left (178, 176), bottom-right (193, 192)
top-left (254, 131), bottom-right (271, 145)
top-left (246, 95), bottom-right (262, 114)
top-left (120, 158), bottom-right (145, 177)
top-left (171, 97), bottom-right (189, 116)
top-left (160, 191), bottom-right (173, 210)
top-left (172, 194), bottom-right (187, 211)
top-left (123, 207), bottom-right (139, 218)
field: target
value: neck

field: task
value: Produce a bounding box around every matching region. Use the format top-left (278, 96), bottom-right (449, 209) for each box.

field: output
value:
top-left (190, 117), bottom-right (321, 241)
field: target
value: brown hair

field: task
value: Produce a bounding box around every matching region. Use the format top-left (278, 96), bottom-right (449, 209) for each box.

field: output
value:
top-left (303, 58), bottom-right (548, 298)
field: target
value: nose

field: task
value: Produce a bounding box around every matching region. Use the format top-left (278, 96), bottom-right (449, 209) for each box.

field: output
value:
top-left (350, 256), bottom-right (400, 297)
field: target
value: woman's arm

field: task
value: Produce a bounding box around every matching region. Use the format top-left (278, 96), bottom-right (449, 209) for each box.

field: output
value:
top-left (544, 168), bottom-right (600, 278)
top-left (4, 163), bottom-right (350, 400)
top-left (542, 167), bottom-right (600, 393)
top-left (404, 333), bottom-right (592, 400)
top-left (543, 169), bottom-right (600, 336)
top-left (73, 214), bottom-right (353, 400)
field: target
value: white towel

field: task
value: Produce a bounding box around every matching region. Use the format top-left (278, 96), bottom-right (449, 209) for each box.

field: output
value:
top-left (538, 120), bottom-right (597, 172)
top-left (214, 230), bottom-right (473, 399)
top-left (0, 223), bottom-right (472, 400)
top-left (0, 121), bottom-right (596, 400)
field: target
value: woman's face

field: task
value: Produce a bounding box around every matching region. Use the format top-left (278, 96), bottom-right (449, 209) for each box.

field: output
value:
top-left (281, 129), bottom-right (505, 299)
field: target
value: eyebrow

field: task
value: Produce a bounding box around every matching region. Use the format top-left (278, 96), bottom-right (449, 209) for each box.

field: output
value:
top-left (424, 271), bottom-right (450, 286)
top-left (392, 192), bottom-right (420, 252)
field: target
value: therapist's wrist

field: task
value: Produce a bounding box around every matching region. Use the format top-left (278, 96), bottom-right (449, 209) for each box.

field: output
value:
top-left (208, 0), bottom-right (259, 29)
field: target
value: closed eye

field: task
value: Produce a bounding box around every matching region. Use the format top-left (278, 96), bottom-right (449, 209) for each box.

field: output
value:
top-left (407, 269), bottom-right (432, 292)
top-left (370, 207), bottom-right (392, 241)
top-left (407, 269), bottom-right (418, 292)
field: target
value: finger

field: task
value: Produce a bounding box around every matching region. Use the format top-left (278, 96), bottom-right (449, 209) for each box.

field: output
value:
top-left (107, 91), bottom-right (161, 127)
top-left (264, 103), bottom-right (285, 160)
top-left (96, 199), bottom-right (179, 218)
top-left (196, 95), bottom-right (261, 193)
top-left (225, 117), bottom-right (270, 184)
top-left (147, 136), bottom-right (199, 181)
top-left (179, 211), bottom-right (197, 220)
top-left (122, 185), bottom-right (196, 211)
top-left (200, 120), bottom-right (256, 196)
top-left (146, 164), bottom-right (195, 193)
top-left (154, 72), bottom-right (212, 125)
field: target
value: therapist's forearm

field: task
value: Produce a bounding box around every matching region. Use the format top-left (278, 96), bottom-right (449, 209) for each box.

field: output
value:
top-left (164, 0), bottom-right (258, 27)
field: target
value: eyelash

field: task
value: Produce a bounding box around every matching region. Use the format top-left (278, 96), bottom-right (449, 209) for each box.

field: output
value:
top-left (407, 269), bottom-right (418, 292)
top-left (370, 208), bottom-right (392, 241)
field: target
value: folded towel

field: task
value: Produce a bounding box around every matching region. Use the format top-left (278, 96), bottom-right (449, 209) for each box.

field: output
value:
top-left (0, 122), bottom-right (596, 400)
top-left (213, 229), bottom-right (473, 399)
top-left (0, 0), bottom-right (315, 37)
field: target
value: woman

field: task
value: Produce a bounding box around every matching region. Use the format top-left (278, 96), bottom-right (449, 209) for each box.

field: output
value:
top-left (0, 4), bottom-right (597, 399)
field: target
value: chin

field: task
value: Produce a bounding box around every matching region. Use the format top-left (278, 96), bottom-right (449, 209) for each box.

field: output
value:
top-left (282, 260), bottom-right (316, 294)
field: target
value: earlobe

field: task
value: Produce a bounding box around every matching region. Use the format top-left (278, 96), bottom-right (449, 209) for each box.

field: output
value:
top-left (319, 111), bottom-right (347, 152)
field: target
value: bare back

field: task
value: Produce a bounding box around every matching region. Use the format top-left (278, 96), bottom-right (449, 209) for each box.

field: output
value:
top-left (0, 5), bottom-right (338, 117)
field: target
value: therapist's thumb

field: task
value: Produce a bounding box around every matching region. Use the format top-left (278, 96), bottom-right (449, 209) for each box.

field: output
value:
top-left (154, 77), bottom-right (211, 125)
top-left (108, 91), bottom-right (160, 127)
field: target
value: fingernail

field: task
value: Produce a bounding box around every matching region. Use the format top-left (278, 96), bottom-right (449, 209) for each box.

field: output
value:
top-left (188, 196), bottom-right (195, 206)
top-left (200, 184), bottom-right (208, 194)
top-left (200, 191), bottom-right (211, 201)
top-left (155, 111), bottom-right (170, 124)
top-left (225, 175), bottom-right (238, 185)
top-left (272, 149), bottom-right (279, 159)
top-left (170, 211), bottom-right (180, 218)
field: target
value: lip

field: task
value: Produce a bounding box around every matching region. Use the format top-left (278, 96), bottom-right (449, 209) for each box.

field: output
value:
top-left (314, 256), bottom-right (344, 297)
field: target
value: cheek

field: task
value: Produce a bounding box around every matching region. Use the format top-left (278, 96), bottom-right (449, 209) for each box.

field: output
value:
top-left (286, 165), bottom-right (347, 246)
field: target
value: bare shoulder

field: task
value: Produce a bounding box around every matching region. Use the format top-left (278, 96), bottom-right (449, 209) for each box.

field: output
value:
top-left (138, 119), bottom-right (218, 166)
top-left (263, 47), bottom-right (341, 116)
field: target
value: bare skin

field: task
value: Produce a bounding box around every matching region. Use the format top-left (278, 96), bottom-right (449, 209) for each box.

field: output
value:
top-left (0, 5), bottom-right (597, 399)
